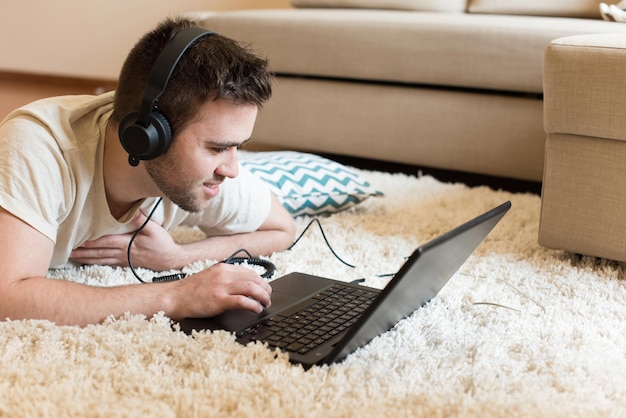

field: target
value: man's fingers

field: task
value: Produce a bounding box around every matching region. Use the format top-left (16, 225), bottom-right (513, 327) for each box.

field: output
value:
top-left (226, 284), bottom-right (272, 313)
top-left (212, 277), bottom-right (271, 311)
top-left (131, 210), bottom-right (150, 229)
top-left (69, 254), bottom-right (127, 267)
top-left (69, 246), bottom-right (128, 266)
top-left (205, 265), bottom-right (272, 313)
top-left (228, 295), bottom-right (266, 313)
top-left (73, 234), bottom-right (130, 250)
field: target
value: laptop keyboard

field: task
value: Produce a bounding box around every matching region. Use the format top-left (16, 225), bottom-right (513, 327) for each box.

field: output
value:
top-left (236, 284), bottom-right (378, 355)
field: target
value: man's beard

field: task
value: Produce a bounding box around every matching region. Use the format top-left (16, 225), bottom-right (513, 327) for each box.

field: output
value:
top-left (145, 158), bottom-right (221, 213)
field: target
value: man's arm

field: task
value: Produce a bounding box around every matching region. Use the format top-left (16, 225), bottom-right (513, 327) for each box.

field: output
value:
top-left (70, 194), bottom-right (296, 271)
top-left (172, 193), bottom-right (297, 266)
top-left (0, 207), bottom-right (273, 327)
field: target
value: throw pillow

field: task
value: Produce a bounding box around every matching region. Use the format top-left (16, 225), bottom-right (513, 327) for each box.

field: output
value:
top-left (238, 151), bottom-right (383, 217)
top-left (291, 0), bottom-right (467, 12)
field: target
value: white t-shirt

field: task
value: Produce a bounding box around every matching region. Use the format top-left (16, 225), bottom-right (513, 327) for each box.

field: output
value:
top-left (0, 92), bottom-right (272, 268)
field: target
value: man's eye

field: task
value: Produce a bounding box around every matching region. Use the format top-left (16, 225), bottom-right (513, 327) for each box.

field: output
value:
top-left (209, 144), bottom-right (244, 153)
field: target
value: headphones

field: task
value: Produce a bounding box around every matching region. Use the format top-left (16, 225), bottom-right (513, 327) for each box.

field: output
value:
top-left (119, 26), bottom-right (216, 167)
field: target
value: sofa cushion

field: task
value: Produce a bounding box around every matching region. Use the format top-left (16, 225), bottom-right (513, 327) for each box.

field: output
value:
top-left (467, 0), bottom-right (603, 19)
top-left (544, 33), bottom-right (626, 142)
top-left (200, 9), bottom-right (626, 94)
top-left (292, 0), bottom-right (467, 12)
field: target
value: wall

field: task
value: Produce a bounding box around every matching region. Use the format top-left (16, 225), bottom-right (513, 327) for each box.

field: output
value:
top-left (0, 0), bottom-right (290, 80)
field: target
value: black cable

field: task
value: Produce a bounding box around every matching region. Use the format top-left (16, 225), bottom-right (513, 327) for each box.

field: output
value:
top-left (128, 199), bottom-right (276, 283)
top-left (129, 205), bottom-right (354, 284)
top-left (127, 197), bottom-right (189, 284)
top-left (216, 218), bottom-right (357, 280)
top-left (288, 218), bottom-right (355, 268)
top-left (220, 249), bottom-right (276, 279)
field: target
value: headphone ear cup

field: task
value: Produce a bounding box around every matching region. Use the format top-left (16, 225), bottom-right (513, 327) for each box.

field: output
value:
top-left (119, 108), bottom-right (172, 163)
top-left (146, 109), bottom-right (172, 159)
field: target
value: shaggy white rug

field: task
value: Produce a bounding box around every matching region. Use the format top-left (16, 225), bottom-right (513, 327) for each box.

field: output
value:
top-left (2, 170), bottom-right (626, 417)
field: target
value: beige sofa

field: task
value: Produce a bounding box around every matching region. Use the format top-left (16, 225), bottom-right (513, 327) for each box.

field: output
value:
top-left (539, 33), bottom-right (626, 262)
top-left (197, 0), bottom-right (626, 182)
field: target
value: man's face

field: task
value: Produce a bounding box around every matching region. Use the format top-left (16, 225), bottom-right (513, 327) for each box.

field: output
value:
top-left (145, 99), bottom-right (258, 212)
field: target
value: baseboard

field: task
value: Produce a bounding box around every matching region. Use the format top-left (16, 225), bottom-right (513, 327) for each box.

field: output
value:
top-left (243, 141), bottom-right (542, 194)
top-left (322, 153), bottom-right (542, 195)
top-left (0, 71), bottom-right (118, 119)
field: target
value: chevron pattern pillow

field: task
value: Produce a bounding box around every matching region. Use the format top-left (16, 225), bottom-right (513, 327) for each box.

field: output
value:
top-left (239, 151), bottom-right (383, 217)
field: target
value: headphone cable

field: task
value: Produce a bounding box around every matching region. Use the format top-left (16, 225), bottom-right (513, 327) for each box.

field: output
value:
top-left (127, 198), bottom-right (275, 283)
top-left (288, 218), bottom-right (355, 268)
top-left (128, 201), bottom-right (357, 283)
top-left (127, 197), bottom-right (179, 283)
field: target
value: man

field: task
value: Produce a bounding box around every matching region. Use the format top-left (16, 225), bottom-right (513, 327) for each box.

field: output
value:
top-left (0, 18), bottom-right (296, 326)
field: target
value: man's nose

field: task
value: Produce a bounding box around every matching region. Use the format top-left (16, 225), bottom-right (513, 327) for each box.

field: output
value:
top-left (216, 147), bottom-right (239, 178)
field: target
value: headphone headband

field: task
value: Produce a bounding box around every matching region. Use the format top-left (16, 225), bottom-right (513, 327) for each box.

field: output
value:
top-left (119, 26), bottom-right (216, 166)
top-left (136, 26), bottom-right (216, 127)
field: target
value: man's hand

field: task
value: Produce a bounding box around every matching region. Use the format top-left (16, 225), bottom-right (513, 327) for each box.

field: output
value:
top-left (167, 262), bottom-right (272, 319)
top-left (70, 211), bottom-right (183, 271)
top-left (71, 194), bottom-right (296, 272)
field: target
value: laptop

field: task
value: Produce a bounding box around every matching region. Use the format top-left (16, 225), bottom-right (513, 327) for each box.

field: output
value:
top-left (178, 201), bottom-right (511, 369)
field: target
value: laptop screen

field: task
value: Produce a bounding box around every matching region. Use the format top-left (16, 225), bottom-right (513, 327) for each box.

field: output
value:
top-left (324, 201), bottom-right (511, 364)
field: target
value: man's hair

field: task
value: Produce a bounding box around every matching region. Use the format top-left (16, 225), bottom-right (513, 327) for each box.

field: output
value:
top-left (111, 17), bottom-right (273, 136)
